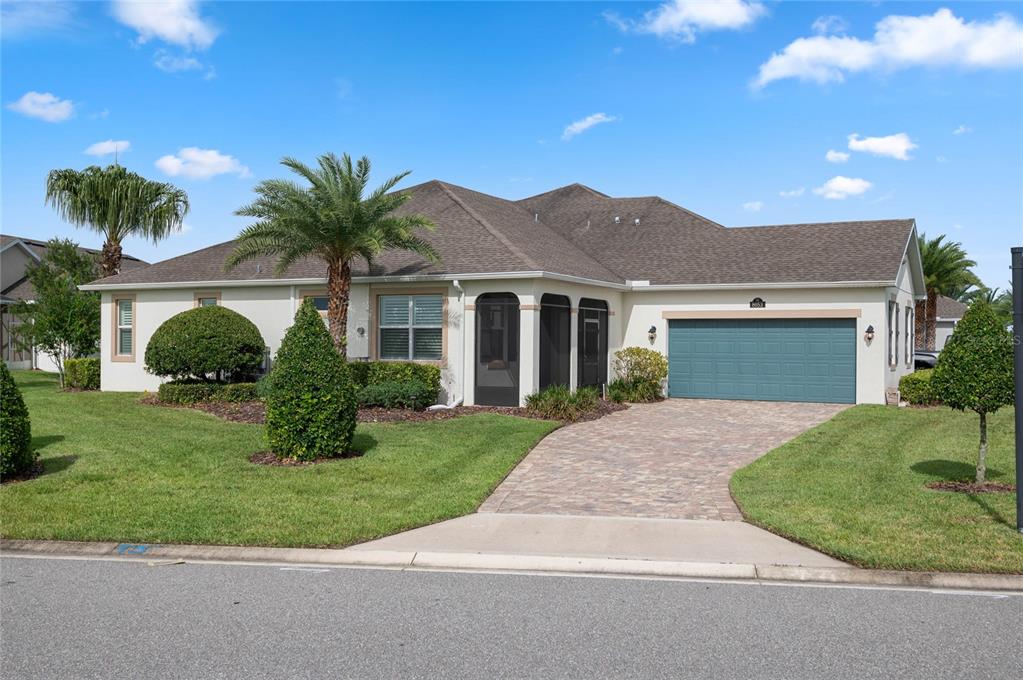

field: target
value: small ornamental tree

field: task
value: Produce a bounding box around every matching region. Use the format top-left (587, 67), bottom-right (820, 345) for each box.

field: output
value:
top-left (931, 301), bottom-right (1014, 483)
top-left (0, 363), bottom-right (35, 478)
top-left (145, 306), bottom-right (265, 382)
top-left (264, 299), bottom-right (357, 461)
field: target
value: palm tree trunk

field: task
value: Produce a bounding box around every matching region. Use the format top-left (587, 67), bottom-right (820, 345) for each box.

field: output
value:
top-left (976, 412), bottom-right (987, 484)
top-left (99, 240), bottom-right (122, 279)
top-left (326, 258), bottom-right (351, 356)
top-left (924, 288), bottom-right (938, 350)
top-left (914, 299), bottom-right (926, 351)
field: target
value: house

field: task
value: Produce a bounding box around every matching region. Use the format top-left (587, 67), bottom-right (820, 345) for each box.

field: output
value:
top-left (934, 295), bottom-right (968, 349)
top-left (80, 181), bottom-right (925, 406)
top-left (1, 234), bottom-right (147, 370)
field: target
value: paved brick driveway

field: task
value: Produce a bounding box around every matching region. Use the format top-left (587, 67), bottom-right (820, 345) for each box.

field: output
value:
top-left (480, 399), bottom-right (847, 521)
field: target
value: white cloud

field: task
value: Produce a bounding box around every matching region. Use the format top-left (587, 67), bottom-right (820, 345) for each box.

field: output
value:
top-left (111, 0), bottom-right (218, 50)
top-left (6, 91), bottom-right (74, 122)
top-left (174, 222), bottom-right (194, 236)
top-left (825, 149), bottom-right (850, 163)
top-left (742, 201), bottom-right (764, 212)
top-left (754, 8), bottom-right (1023, 88)
top-left (813, 176), bottom-right (872, 200)
top-left (779, 187), bottom-right (805, 198)
top-left (953, 124), bottom-right (971, 135)
top-left (812, 15), bottom-right (849, 35)
top-left (85, 140), bottom-right (131, 156)
top-left (605, 0), bottom-right (766, 43)
top-left (848, 132), bottom-right (917, 160)
top-left (562, 112), bottom-right (618, 141)
top-left (1, 1), bottom-right (76, 37)
top-left (155, 147), bottom-right (249, 179)
top-left (154, 50), bottom-right (203, 72)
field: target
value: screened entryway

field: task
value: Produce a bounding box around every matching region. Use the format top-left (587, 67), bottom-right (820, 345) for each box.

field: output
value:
top-left (475, 293), bottom-right (520, 406)
top-left (577, 298), bottom-right (608, 389)
top-left (539, 294), bottom-right (571, 390)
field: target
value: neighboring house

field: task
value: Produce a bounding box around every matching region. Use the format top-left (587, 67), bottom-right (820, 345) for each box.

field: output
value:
top-left (934, 295), bottom-right (968, 349)
top-left (1, 234), bottom-right (147, 370)
top-left (81, 181), bottom-right (925, 405)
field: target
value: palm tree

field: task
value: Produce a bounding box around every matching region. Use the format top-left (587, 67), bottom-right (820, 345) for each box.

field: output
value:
top-left (45, 165), bottom-right (190, 278)
top-left (914, 233), bottom-right (980, 350)
top-left (226, 153), bottom-right (438, 352)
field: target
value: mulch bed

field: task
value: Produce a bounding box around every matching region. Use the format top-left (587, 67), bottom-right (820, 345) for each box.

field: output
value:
top-left (926, 480), bottom-right (1016, 494)
top-left (249, 451), bottom-right (361, 467)
top-left (1, 461), bottom-right (45, 485)
top-left (142, 395), bottom-right (628, 425)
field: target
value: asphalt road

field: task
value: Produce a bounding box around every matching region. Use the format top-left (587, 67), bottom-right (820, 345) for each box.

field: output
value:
top-left (2, 556), bottom-right (1021, 679)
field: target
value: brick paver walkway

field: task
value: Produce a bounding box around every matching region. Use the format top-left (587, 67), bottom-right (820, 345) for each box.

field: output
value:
top-left (480, 399), bottom-right (848, 521)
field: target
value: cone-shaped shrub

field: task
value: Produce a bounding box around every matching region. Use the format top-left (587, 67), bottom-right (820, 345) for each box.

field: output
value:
top-left (1, 363), bottom-right (35, 477)
top-left (265, 299), bottom-right (357, 460)
top-left (931, 301), bottom-right (1014, 483)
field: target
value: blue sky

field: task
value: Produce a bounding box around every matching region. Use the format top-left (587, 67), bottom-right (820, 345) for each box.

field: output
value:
top-left (2, 1), bottom-right (1021, 288)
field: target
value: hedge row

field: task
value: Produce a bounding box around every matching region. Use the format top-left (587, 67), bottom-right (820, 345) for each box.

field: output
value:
top-left (157, 381), bottom-right (259, 404)
top-left (348, 361), bottom-right (441, 396)
top-left (358, 380), bottom-right (436, 410)
top-left (899, 369), bottom-right (939, 406)
top-left (64, 358), bottom-right (100, 390)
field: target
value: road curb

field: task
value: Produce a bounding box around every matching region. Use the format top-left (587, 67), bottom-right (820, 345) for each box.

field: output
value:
top-left (3, 538), bottom-right (1021, 591)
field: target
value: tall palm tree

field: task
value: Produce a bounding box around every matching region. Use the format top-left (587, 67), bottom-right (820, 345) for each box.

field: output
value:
top-left (45, 165), bottom-right (190, 278)
top-left (915, 233), bottom-right (980, 350)
top-left (226, 153), bottom-right (438, 352)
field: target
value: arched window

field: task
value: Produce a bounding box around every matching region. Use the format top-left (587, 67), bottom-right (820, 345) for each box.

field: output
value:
top-left (578, 298), bottom-right (608, 389)
top-left (475, 293), bottom-right (520, 406)
top-left (539, 294), bottom-right (571, 390)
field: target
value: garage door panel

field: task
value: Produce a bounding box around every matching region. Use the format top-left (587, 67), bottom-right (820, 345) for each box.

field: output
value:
top-left (668, 318), bottom-right (855, 404)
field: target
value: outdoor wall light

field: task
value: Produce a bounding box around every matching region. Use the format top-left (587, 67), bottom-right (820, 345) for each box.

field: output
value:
top-left (648, 325), bottom-right (657, 343)
top-left (864, 325), bottom-right (875, 342)
top-left (357, 326), bottom-right (366, 337)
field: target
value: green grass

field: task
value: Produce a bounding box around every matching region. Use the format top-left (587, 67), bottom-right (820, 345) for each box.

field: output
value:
top-left (1, 371), bottom-right (557, 548)
top-left (731, 404), bottom-right (1022, 574)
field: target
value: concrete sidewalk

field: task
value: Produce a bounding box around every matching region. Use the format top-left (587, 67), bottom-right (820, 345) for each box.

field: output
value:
top-left (351, 513), bottom-right (845, 567)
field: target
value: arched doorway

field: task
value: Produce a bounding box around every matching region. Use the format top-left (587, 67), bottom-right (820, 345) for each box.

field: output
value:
top-left (539, 294), bottom-right (571, 390)
top-left (578, 298), bottom-right (608, 389)
top-left (475, 293), bottom-right (520, 406)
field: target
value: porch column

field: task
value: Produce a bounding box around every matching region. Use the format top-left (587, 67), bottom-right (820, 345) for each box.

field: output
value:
top-left (518, 301), bottom-right (540, 405)
top-left (461, 296), bottom-right (476, 406)
top-left (569, 300), bottom-right (579, 391)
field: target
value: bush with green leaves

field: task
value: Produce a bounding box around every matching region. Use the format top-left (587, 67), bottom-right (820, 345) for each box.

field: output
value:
top-left (898, 369), bottom-right (939, 406)
top-left (348, 361), bottom-right (441, 396)
top-left (1, 364), bottom-right (35, 477)
top-left (610, 347), bottom-right (667, 402)
top-left (64, 358), bottom-right (100, 390)
top-left (264, 299), bottom-right (358, 460)
top-left (157, 381), bottom-right (259, 404)
top-left (931, 301), bottom-right (1014, 483)
top-left (525, 385), bottom-right (600, 422)
top-left (145, 306), bottom-right (265, 382)
top-left (358, 380), bottom-right (436, 410)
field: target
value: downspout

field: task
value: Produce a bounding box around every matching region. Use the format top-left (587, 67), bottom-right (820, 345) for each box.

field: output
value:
top-left (428, 279), bottom-right (466, 410)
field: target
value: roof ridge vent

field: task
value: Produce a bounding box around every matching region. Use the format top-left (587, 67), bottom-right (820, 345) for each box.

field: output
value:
top-left (614, 216), bottom-right (620, 224)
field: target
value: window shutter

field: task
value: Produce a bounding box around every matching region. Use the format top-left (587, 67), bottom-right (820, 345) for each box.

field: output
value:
top-left (413, 296), bottom-right (443, 326)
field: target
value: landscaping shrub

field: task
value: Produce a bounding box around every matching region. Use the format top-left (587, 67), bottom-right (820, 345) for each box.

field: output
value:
top-left (348, 360), bottom-right (441, 396)
top-left (358, 380), bottom-right (436, 410)
top-left (931, 301), bottom-right (1014, 483)
top-left (145, 306), bottom-right (265, 382)
top-left (264, 299), bottom-right (357, 460)
top-left (1, 363), bottom-right (35, 477)
top-left (525, 385), bottom-right (600, 422)
top-left (611, 347), bottom-right (667, 402)
top-left (64, 358), bottom-right (100, 390)
top-left (157, 381), bottom-right (259, 404)
top-left (899, 369), bottom-right (939, 406)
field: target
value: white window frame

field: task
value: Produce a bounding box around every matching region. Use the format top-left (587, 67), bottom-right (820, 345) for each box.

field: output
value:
top-left (887, 300), bottom-right (897, 368)
top-left (377, 294), bottom-right (444, 361)
top-left (112, 295), bottom-right (135, 362)
top-left (905, 306), bottom-right (913, 368)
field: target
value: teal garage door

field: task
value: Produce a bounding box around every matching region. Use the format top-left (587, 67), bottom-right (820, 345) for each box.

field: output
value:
top-left (667, 318), bottom-right (856, 404)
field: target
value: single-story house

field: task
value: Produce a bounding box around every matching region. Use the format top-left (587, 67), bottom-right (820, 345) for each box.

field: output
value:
top-left (80, 181), bottom-right (925, 406)
top-left (1, 234), bottom-right (146, 371)
top-left (934, 295), bottom-right (968, 349)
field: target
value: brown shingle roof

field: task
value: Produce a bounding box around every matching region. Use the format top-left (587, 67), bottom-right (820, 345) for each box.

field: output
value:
top-left (82, 182), bottom-right (916, 288)
top-left (2, 234), bottom-right (147, 300)
top-left (936, 295), bottom-right (968, 319)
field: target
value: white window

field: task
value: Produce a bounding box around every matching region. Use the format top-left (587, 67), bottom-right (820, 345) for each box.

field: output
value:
top-left (198, 297), bottom-right (217, 307)
top-left (378, 294), bottom-right (443, 361)
top-left (905, 307), bottom-right (913, 367)
top-left (887, 300), bottom-right (897, 367)
top-left (115, 298), bottom-right (134, 359)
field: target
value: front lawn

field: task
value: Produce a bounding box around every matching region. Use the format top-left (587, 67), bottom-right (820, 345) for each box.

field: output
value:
top-left (731, 404), bottom-right (1021, 574)
top-left (0, 371), bottom-right (556, 547)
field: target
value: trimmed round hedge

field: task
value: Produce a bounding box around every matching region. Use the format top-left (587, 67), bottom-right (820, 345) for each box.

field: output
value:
top-left (1, 363), bottom-right (35, 477)
top-left (264, 299), bottom-right (357, 460)
top-left (145, 305), bottom-right (265, 382)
